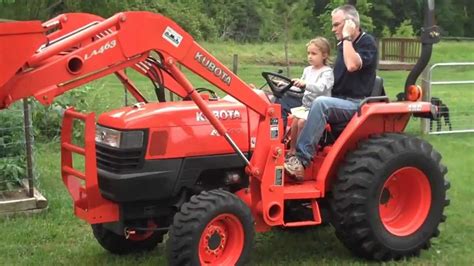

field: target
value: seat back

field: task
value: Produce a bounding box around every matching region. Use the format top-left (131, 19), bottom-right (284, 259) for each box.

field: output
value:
top-left (370, 76), bottom-right (385, 97)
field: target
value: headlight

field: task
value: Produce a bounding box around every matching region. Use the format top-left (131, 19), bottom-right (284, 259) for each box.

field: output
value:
top-left (95, 125), bottom-right (144, 149)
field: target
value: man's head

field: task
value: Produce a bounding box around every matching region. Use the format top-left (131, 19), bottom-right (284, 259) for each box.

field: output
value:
top-left (331, 5), bottom-right (360, 41)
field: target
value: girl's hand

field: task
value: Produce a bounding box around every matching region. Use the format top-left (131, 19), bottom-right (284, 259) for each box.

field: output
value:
top-left (292, 78), bottom-right (306, 88)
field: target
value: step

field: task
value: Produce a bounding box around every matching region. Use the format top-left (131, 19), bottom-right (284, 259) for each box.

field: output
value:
top-left (283, 199), bottom-right (322, 227)
top-left (283, 181), bottom-right (321, 200)
top-left (284, 220), bottom-right (321, 227)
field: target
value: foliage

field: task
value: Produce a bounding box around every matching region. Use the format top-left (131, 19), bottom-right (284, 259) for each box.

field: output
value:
top-left (0, 86), bottom-right (89, 189)
top-left (381, 25), bottom-right (392, 38)
top-left (1, 0), bottom-right (474, 41)
top-left (0, 157), bottom-right (25, 190)
top-left (32, 86), bottom-right (90, 142)
top-left (0, 103), bottom-right (26, 189)
top-left (393, 19), bottom-right (415, 37)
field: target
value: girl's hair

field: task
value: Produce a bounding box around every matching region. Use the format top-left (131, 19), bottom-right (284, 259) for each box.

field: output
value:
top-left (307, 37), bottom-right (332, 66)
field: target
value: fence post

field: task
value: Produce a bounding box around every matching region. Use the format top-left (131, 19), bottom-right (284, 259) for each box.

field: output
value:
top-left (400, 39), bottom-right (406, 62)
top-left (22, 99), bottom-right (35, 197)
top-left (420, 66), bottom-right (431, 134)
top-left (381, 39), bottom-right (386, 60)
top-left (232, 54), bottom-right (238, 74)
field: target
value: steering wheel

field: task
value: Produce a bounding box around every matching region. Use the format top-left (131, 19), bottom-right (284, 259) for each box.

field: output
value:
top-left (261, 72), bottom-right (303, 98)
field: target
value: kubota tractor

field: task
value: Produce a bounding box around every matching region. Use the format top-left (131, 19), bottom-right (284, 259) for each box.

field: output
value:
top-left (0, 0), bottom-right (449, 264)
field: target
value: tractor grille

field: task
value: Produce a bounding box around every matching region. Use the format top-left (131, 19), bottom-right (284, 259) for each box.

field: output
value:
top-left (96, 144), bottom-right (144, 173)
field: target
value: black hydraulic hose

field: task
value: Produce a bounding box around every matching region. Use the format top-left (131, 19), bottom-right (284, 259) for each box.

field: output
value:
top-left (404, 44), bottom-right (433, 90)
top-left (404, 0), bottom-right (438, 93)
top-left (147, 65), bottom-right (166, 102)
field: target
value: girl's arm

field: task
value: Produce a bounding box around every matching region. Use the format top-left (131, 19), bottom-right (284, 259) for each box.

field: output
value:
top-left (305, 70), bottom-right (334, 95)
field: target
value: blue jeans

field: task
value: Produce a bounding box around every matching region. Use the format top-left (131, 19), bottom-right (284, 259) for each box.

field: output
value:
top-left (296, 96), bottom-right (361, 166)
top-left (274, 94), bottom-right (302, 129)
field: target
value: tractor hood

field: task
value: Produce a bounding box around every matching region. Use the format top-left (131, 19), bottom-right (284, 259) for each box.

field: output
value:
top-left (97, 99), bottom-right (249, 130)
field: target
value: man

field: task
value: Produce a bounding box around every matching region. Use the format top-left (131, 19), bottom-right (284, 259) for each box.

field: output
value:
top-left (284, 5), bottom-right (378, 180)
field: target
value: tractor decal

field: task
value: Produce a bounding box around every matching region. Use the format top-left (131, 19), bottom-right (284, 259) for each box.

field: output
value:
top-left (196, 110), bottom-right (242, 122)
top-left (162, 26), bottom-right (183, 47)
top-left (84, 40), bottom-right (117, 61)
top-left (195, 51), bottom-right (232, 85)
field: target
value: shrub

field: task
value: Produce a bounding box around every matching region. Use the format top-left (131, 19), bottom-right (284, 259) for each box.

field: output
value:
top-left (393, 19), bottom-right (415, 37)
top-left (32, 86), bottom-right (90, 142)
top-left (0, 103), bottom-right (26, 190)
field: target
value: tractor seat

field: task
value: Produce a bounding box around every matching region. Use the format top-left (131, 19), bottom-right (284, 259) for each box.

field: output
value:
top-left (323, 76), bottom-right (385, 144)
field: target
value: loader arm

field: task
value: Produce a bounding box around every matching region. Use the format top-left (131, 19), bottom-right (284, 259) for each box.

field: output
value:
top-left (0, 11), bottom-right (284, 229)
top-left (0, 12), bottom-right (270, 114)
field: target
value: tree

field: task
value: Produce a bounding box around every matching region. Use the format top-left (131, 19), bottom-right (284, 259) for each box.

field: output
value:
top-left (271, 0), bottom-right (313, 75)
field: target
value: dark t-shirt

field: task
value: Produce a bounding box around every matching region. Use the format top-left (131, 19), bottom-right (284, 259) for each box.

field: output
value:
top-left (332, 32), bottom-right (378, 99)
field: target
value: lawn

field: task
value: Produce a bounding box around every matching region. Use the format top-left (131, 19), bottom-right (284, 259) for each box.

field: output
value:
top-left (1, 40), bottom-right (473, 265)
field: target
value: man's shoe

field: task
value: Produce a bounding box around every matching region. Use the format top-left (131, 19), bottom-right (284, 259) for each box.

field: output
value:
top-left (284, 157), bottom-right (305, 181)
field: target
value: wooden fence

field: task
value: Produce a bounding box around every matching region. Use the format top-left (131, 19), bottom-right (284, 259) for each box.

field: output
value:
top-left (381, 37), bottom-right (421, 62)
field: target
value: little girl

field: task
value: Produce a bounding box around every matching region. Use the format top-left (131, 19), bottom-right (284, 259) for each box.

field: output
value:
top-left (287, 37), bottom-right (334, 158)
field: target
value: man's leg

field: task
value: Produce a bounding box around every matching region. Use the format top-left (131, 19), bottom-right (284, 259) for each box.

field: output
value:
top-left (285, 96), bottom-right (360, 177)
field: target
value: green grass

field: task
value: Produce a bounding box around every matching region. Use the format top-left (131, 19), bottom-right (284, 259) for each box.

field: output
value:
top-left (1, 41), bottom-right (474, 265)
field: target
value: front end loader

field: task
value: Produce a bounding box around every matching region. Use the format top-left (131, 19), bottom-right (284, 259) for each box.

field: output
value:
top-left (0, 0), bottom-right (448, 264)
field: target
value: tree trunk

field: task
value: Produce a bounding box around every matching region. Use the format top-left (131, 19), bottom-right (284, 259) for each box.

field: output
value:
top-left (284, 16), bottom-right (290, 77)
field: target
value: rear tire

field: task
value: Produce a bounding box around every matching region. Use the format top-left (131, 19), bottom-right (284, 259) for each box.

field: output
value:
top-left (92, 221), bottom-right (164, 255)
top-left (330, 133), bottom-right (450, 260)
top-left (167, 189), bottom-right (254, 265)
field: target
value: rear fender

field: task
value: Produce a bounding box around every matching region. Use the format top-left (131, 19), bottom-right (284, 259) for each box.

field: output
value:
top-left (316, 101), bottom-right (434, 195)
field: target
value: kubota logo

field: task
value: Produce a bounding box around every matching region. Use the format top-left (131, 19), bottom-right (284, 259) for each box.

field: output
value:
top-left (196, 110), bottom-right (242, 122)
top-left (195, 52), bottom-right (232, 85)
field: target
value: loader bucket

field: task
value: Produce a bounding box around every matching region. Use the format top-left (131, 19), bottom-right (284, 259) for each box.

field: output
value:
top-left (0, 20), bottom-right (46, 107)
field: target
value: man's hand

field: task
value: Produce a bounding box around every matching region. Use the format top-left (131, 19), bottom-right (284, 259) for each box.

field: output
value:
top-left (342, 19), bottom-right (356, 39)
top-left (292, 78), bottom-right (306, 88)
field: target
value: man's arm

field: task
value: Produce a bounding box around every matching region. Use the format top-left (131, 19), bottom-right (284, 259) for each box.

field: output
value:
top-left (343, 40), bottom-right (362, 72)
top-left (342, 19), bottom-right (362, 72)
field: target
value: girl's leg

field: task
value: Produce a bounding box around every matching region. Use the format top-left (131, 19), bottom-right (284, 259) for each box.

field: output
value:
top-left (289, 118), bottom-right (299, 155)
top-left (297, 118), bottom-right (306, 135)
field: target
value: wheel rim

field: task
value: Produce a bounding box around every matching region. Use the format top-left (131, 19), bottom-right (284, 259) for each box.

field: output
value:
top-left (128, 220), bottom-right (157, 241)
top-left (199, 213), bottom-right (244, 265)
top-left (379, 167), bottom-right (431, 236)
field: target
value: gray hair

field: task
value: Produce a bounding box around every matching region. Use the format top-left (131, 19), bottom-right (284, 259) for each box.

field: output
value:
top-left (332, 5), bottom-right (360, 27)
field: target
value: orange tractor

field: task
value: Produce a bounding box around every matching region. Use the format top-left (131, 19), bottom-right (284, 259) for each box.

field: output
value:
top-left (0, 0), bottom-right (448, 264)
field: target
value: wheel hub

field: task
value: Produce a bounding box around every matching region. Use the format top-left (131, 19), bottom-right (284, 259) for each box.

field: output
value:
top-left (379, 167), bottom-right (432, 236)
top-left (204, 225), bottom-right (227, 255)
top-left (199, 214), bottom-right (244, 264)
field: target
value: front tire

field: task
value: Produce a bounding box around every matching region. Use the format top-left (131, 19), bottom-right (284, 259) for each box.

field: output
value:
top-left (167, 189), bottom-right (254, 265)
top-left (330, 133), bottom-right (450, 260)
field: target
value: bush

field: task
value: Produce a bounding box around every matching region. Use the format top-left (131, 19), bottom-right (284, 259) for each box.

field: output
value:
top-left (32, 86), bottom-right (90, 142)
top-left (0, 103), bottom-right (26, 190)
top-left (0, 86), bottom-right (90, 190)
top-left (393, 19), bottom-right (415, 37)
top-left (0, 157), bottom-right (25, 191)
